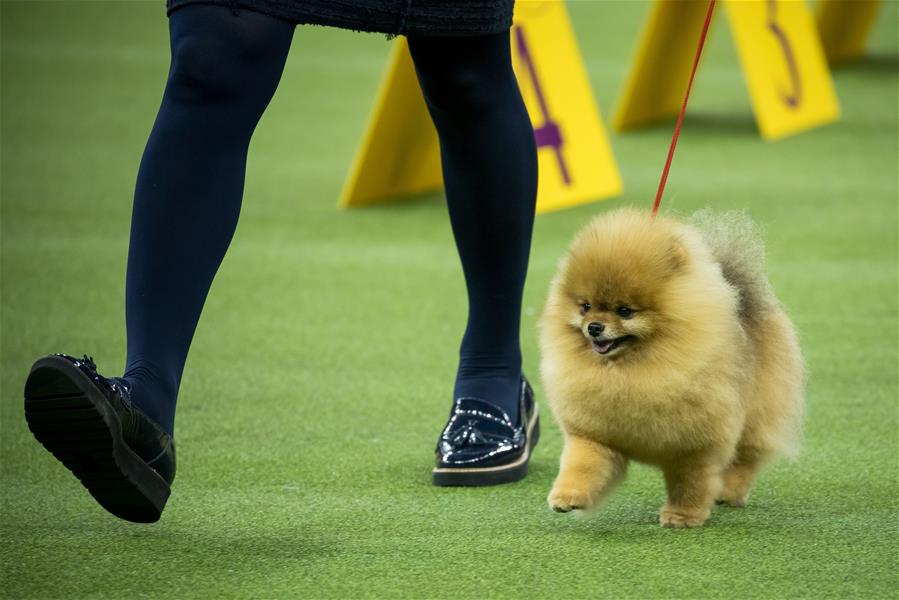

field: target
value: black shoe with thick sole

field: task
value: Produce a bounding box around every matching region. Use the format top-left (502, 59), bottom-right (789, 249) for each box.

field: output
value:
top-left (24, 354), bottom-right (175, 523)
top-left (432, 377), bottom-right (539, 487)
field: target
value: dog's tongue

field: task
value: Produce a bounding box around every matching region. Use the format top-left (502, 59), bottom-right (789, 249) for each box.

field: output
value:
top-left (596, 340), bottom-right (614, 354)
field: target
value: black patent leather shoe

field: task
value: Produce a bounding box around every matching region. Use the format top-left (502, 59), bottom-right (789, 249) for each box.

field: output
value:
top-left (24, 354), bottom-right (175, 523)
top-left (432, 377), bottom-right (539, 486)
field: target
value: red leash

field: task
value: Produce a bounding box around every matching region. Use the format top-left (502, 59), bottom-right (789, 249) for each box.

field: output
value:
top-left (652, 0), bottom-right (717, 218)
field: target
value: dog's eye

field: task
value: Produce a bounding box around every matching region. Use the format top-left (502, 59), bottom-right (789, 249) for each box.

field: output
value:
top-left (579, 302), bottom-right (591, 314)
top-left (616, 306), bottom-right (634, 319)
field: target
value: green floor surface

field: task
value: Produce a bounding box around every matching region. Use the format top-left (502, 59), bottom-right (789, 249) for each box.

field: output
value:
top-left (2, 2), bottom-right (896, 598)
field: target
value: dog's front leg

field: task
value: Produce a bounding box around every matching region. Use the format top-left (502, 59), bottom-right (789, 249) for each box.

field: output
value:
top-left (548, 434), bottom-right (628, 513)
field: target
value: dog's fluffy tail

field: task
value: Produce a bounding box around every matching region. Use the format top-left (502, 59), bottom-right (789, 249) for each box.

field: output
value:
top-left (691, 210), bottom-right (804, 459)
top-left (689, 209), bottom-right (778, 324)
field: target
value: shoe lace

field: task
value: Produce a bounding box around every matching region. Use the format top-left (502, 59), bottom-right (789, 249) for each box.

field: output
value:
top-left (73, 355), bottom-right (130, 407)
top-left (80, 354), bottom-right (97, 371)
top-left (451, 420), bottom-right (491, 447)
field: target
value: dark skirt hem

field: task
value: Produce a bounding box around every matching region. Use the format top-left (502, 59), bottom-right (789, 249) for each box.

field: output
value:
top-left (166, 0), bottom-right (514, 37)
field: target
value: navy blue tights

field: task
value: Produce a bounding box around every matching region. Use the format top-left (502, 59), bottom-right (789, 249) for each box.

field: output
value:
top-left (124, 5), bottom-right (537, 436)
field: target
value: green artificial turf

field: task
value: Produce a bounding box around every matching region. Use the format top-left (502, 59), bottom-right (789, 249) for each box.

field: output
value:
top-left (2, 2), bottom-right (896, 598)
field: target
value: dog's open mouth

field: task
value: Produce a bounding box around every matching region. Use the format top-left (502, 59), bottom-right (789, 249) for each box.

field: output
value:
top-left (591, 336), bottom-right (636, 355)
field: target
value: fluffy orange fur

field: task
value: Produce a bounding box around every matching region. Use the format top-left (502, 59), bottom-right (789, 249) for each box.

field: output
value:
top-left (539, 208), bottom-right (804, 528)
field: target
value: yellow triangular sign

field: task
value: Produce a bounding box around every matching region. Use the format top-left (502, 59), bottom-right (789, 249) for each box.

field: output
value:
top-left (614, 0), bottom-right (840, 141)
top-left (340, 0), bottom-right (622, 214)
top-left (816, 0), bottom-right (884, 65)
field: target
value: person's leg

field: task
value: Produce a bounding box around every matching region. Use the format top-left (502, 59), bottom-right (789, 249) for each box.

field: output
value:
top-left (408, 32), bottom-right (538, 420)
top-left (23, 5), bottom-right (295, 522)
top-left (124, 6), bottom-right (294, 435)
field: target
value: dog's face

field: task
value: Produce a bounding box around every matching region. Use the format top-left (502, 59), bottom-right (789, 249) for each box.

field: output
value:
top-left (563, 274), bottom-right (660, 361)
top-left (549, 210), bottom-right (690, 363)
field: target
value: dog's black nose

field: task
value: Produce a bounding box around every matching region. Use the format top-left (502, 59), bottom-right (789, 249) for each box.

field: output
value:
top-left (588, 322), bottom-right (605, 337)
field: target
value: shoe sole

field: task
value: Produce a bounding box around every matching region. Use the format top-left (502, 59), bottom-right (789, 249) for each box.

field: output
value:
top-left (431, 404), bottom-right (540, 487)
top-left (24, 356), bottom-right (170, 523)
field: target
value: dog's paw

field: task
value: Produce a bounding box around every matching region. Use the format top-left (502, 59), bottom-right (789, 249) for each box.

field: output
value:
top-left (716, 487), bottom-right (750, 508)
top-left (715, 493), bottom-right (749, 508)
top-left (659, 507), bottom-right (708, 528)
top-left (547, 487), bottom-right (593, 513)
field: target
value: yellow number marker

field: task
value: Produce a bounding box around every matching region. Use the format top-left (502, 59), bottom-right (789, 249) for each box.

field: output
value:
top-left (338, 38), bottom-right (441, 209)
top-left (816, 0), bottom-right (884, 64)
top-left (339, 0), bottom-right (622, 214)
top-left (614, 0), bottom-right (840, 141)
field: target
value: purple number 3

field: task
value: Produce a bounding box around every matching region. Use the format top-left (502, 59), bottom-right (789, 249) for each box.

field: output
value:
top-left (767, 0), bottom-right (802, 109)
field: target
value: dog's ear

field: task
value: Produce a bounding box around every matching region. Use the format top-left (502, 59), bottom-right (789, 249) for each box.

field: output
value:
top-left (666, 237), bottom-right (689, 273)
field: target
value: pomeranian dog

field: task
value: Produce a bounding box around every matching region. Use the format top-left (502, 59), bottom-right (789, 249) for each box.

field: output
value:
top-left (539, 208), bottom-right (804, 528)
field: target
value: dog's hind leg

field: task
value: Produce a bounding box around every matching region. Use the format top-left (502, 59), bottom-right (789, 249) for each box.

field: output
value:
top-left (660, 458), bottom-right (724, 528)
top-left (717, 446), bottom-right (767, 507)
top-left (547, 435), bottom-right (628, 513)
